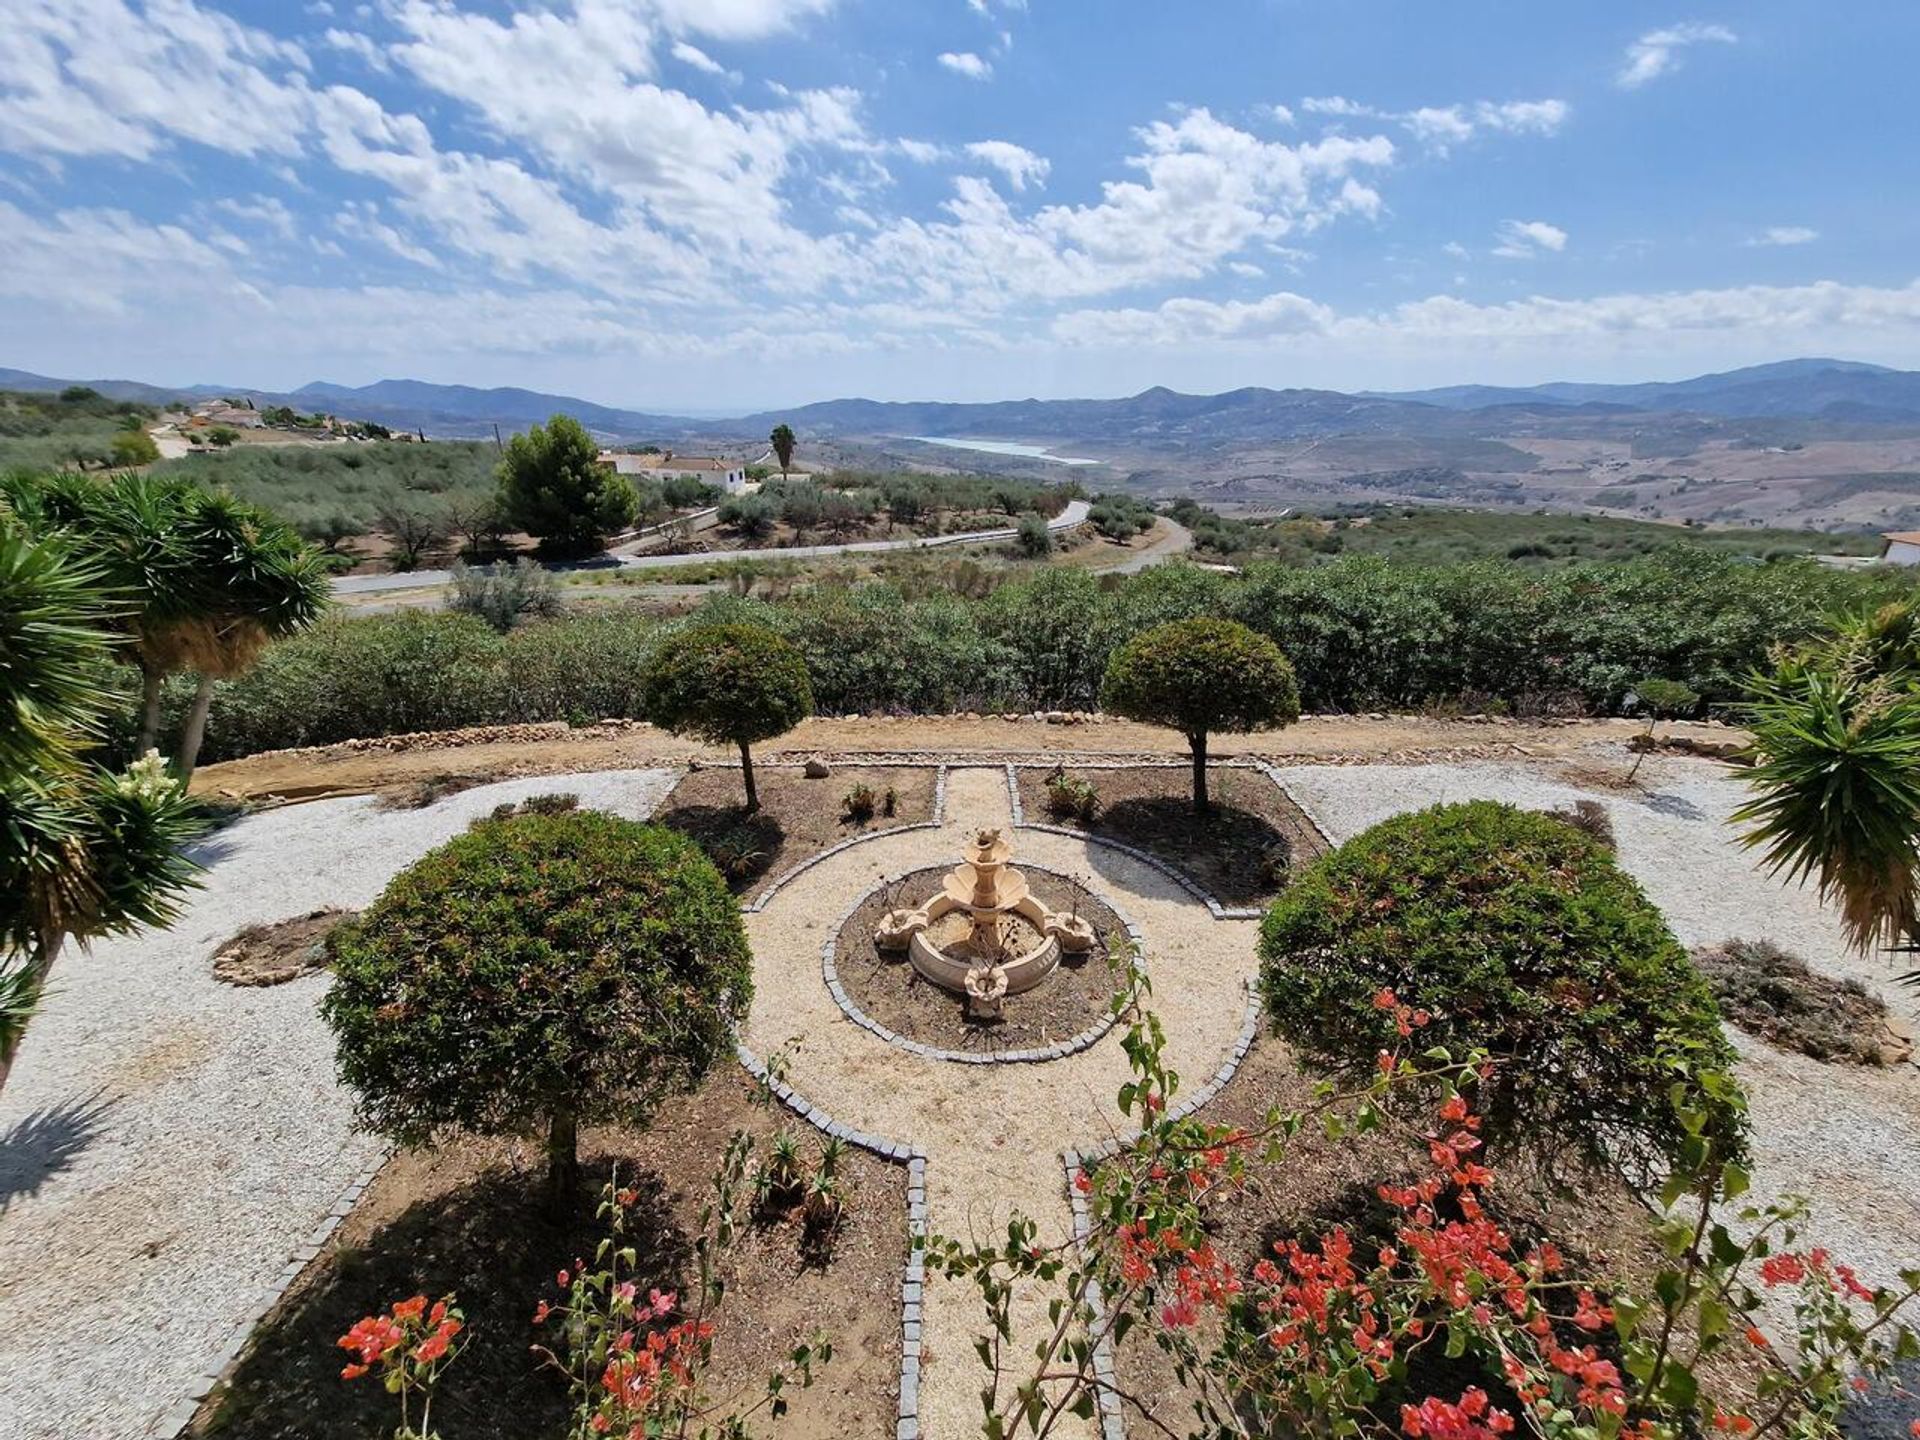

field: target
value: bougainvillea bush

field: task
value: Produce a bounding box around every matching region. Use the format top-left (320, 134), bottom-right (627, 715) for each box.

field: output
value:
top-left (934, 987), bottom-right (1920, 1440)
top-left (324, 810), bottom-right (752, 1209)
top-left (1258, 799), bottom-right (1743, 1179)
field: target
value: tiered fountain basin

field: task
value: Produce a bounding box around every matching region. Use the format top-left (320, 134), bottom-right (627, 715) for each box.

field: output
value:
top-left (875, 828), bottom-right (1095, 1002)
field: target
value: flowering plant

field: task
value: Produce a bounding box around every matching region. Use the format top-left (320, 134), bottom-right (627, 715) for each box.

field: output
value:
top-left (336, 1293), bottom-right (466, 1440)
top-left (531, 1145), bottom-right (829, 1440)
top-left (935, 981), bottom-right (1920, 1440)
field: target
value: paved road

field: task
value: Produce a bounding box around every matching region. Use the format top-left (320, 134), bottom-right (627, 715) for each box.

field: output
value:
top-left (332, 499), bottom-right (1093, 596)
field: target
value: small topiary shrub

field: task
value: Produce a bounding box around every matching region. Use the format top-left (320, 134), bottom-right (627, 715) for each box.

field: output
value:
top-left (641, 623), bottom-right (814, 812)
top-left (1043, 766), bottom-right (1099, 824)
top-left (1100, 618), bottom-right (1300, 813)
top-left (1259, 800), bottom-right (1744, 1178)
top-left (324, 810), bottom-right (752, 1211)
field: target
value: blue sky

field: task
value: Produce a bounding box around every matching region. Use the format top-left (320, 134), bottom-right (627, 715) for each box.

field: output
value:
top-left (1, 0), bottom-right (1916, 411)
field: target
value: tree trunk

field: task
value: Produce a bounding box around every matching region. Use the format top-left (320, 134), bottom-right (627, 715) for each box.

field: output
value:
top-left (1189, 731), bottom-right (1210, 815)
top-left (136, 663), bottom-right (164, 754)
top-left (1627, 716), bottom-right (1655, 783)
top-left (0, 929), bottom-right (61, 1090)
top-left (175, 674), bottom-right (217, 780)
top-left (545, 1105), bottom-right (579, 1215)
top-left (740, 740), bottom-right (759, 812)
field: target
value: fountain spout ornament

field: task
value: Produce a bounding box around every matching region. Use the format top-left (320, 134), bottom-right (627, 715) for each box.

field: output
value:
top-left (875, 829), bottom-right (1095, 999)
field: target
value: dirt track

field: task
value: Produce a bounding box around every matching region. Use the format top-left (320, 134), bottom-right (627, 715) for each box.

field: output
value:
top-left (191, 713), bottom-right (1744, 804)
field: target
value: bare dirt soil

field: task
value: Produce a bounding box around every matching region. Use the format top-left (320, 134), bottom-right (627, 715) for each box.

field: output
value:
top-left (190, 716), bottom-right (1740, 808)
top-left (1017, 764), bottom-right (1331, 906)
top-left (835, 866), bottom-right (1128, 1054)
top-left (192, 1070), bottom-right (903, 1440)
top-left (655, 765), bottom-right (937, 895)
top-left (1109, 1034), bottom-right (1768, 1438)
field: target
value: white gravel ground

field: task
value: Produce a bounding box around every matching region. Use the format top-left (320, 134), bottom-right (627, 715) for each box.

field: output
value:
top-left (1273, 752), bottom-right (1920, 1296)
top-left (0, 768), bottom-right (676, 1440)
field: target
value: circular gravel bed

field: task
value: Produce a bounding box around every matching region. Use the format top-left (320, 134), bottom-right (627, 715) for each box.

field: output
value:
top-left (835, 865), bottom-right (1130, 1054)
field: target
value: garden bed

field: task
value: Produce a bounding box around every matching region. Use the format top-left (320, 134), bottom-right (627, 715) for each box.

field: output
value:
top-left (1016, 765), bottom-right (1328, 906)
top-left (834, 866), bottom-right (1130, 1054)
top-left (1692, 939), bottom-right (1912, 1066)
top-left (655, 765), bottom-right (937, 895)
top-left (1105, 1034), bottom-right (1768, 1435)
top-left (193, 1070), bottom-right (904, 1440)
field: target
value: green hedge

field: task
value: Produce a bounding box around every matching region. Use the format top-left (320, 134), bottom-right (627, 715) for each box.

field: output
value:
top-left (156, 548), bottom-right (1915, 764)
top-left (1259, 800), bottom-right (1744, 1177)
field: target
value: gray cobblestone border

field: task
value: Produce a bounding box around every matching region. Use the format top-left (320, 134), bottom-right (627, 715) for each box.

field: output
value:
top-left (820, 863), bottom-right (1145, 1065)
top-left (742, 764), bottom-right (949, 913)
top-left (1063, 1152), bottom-right (1127, 1440)
top-left (735, 1042), bottom-right (928, 1439)
top-left (1054, 979), bottom-right (1264, 1440)
top-left (1005, 763), bottom-right (1269, 920)
top-left (163, 1150), bottom-right (392, 1437)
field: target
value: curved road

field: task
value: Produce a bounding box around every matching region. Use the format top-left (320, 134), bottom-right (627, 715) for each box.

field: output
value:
top-left (332, 499), bottom-right (1093, 596)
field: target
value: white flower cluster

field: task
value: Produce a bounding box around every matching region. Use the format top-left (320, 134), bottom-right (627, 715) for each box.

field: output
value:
top-left (110, 750), bottom-right (182, 803)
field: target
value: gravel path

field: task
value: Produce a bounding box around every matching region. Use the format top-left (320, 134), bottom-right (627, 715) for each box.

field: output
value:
top-left (743, 766), bottom-right (1260, 1440)
top-left (0, 769), bottom-right (676, 1440)
top-left (1273, 753), bottom-right (1920, 1295)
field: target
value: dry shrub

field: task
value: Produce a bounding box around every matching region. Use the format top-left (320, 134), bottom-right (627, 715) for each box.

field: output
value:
top-left (1690, 939), bottom-right (1903, 1066)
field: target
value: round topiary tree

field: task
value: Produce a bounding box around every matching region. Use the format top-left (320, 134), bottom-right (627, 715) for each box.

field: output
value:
top-left (1258, 800), bottom-right (1744, 1180)
top-left (1099, 617), bottom-right (1300, 813)
top-left (642, 623), bottom-right (813, 811)
top-left (323, 811), bottom-right (752, 1211)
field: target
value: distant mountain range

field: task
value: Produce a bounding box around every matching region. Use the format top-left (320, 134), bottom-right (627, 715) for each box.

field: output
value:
top-left (6, 357), bottom-right (1920, 442)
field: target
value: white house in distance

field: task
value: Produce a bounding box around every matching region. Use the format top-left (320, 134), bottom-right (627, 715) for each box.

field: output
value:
top-left (1881, 531), bottom-right (1920, 565)
top-left (599, 449), bottom-right (751, 495)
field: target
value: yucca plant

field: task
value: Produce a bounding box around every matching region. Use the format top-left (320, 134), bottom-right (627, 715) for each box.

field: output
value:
top-left (1735, 612), bottom-right (1920, 980)
top-left (0, 524), bottom-right (204, 1065)
top-left (760, 1130), bottom-right (807, 1214)
top-left (801, 1170), bottom-right (843, 1241)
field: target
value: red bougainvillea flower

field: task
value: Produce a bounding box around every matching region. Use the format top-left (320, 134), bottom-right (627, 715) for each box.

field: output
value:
top-left (1760, 1253), bottom-right (1805, 1286)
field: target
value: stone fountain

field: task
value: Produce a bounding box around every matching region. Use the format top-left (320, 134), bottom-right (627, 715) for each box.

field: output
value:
top-left (876, 828), bottom-right (1096, 1018)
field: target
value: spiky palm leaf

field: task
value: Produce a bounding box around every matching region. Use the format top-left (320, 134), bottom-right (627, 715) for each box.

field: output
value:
top-left (0, 529), bottom-right (120, 774)
top-left (1733, 659), bottom-right (1920, 954)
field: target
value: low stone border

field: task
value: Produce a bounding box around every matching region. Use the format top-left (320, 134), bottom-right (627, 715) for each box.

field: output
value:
top-left (741, 764), bottom-right (949, 914)
top-left (820, 863), bottom-right (1145, 1065)
top-left (1005, 763), bottom-right (1269, 921)
top-left (1063, 1151), bottom-right (1127, 1440)
top-left (162, 1151), bottom-right (391, 1437)
top-left (1066, 977), bottom-right (1262, 1165)
top-left (735, 1042), bottom-right (929, 1440)
top-left (1054, 980), bottom-right (1264, 1440)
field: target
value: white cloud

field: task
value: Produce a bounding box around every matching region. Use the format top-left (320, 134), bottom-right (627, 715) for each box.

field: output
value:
top-left (938, 51), bottom-right (992, 79)
top-left (1318, 96), bottom-right (1567, 154)
top-left (1052, 277), bottom-right (1920, 349)
top-left (1617, 23), bottom-right (1736, 88)
top-left (215, 194), bottom-right (298, 239)
top-left (1228, 261), bottom-right (1264, 278)
top-left (0, 0), bottom-right (313, 160)
top-left (1301, 95), bottom-right (1379, 118)
top-left (670, 40), bottom-right (736, 80)
top-left (1492, 219), bottom-right (1568, 259)
top-left (964, 139), bottom-right (1049, 190)
top-left (1442, 240), bottom-right (1470, 260)
top-left (1748, 225), bottom-right (1819, 247)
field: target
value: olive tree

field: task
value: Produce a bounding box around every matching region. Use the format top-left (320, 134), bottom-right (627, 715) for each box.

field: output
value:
top-left (496, 413), bottom-right (634, 555)
top-left (324, 811), bottom-right (751, 1211)
top-left (1260, 800), bottom-right (1745, 1179)
top-left (642, 623), bottom-right (813, 811)
top-left (1099, 617), bottom-right (1299, 813)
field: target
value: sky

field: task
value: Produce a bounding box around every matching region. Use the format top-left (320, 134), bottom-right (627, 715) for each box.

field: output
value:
top-left (1, 0), bottom-right (1917, 412)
